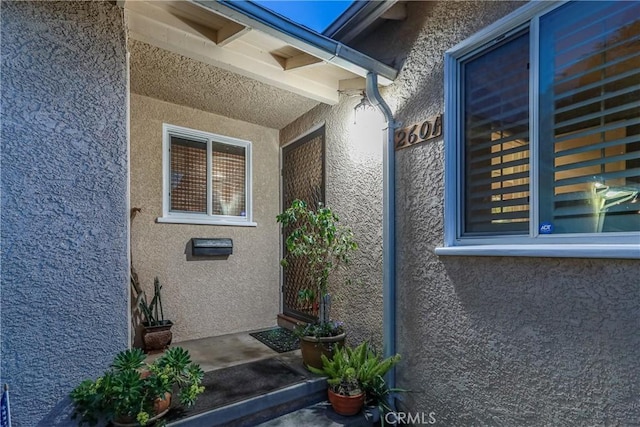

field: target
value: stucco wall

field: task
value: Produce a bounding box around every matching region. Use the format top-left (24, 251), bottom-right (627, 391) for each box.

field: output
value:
top-left (280, 98), bottom-right (385, 349)
top-left (1, 2), bottom-right (129, 426)
top-left (355, 1), bottom-right (640, 425)
top-left (130, 94), bottom-right (280, 343)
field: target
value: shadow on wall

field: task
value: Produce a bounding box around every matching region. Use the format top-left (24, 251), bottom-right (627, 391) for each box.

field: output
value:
top-left (350, 1), bottom-right (437, 72)
top-left (438, 255), bottom-right (640, 424)
top-left (35, 397), bottom-right (74, 427)
top-left (387, 1), bottom-right (526, 125)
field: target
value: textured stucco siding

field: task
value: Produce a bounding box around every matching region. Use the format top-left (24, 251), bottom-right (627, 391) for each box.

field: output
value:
top-left (354, 1), bottom-right (640, 425)
top-left (1, 2), bottom-right (129, 426)
top-left (130, 94), bottom-right (280, 343)
top-left (280, 99), bottom-right (385, 349)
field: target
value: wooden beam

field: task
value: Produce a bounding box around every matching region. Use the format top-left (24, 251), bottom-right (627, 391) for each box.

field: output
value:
top-left (338, 77), bottom-right (366, 92)
top-left (284, 53), bottom-right (323, 71)
top-left (125, 7), bottom-right (342, 104)
top-left (216, 21), bottom-right (251, 46)
top-left (124, 0), bottom-right (217, 43)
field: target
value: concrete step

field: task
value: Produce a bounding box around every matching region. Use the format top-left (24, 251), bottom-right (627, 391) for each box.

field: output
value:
top-left (166, 363), bottom-right (327, 427)
top-left (257, 401), bottom-right (379, 427)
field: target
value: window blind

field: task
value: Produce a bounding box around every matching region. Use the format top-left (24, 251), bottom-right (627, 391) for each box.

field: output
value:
top-left (170, 137), bottom-right (207, 213)
top-left (211, 142), bottom-right (246, 217)
top-left (462, 31), bottom-right (530, 235)
top-left (539, 1), bottom-right (640, 233)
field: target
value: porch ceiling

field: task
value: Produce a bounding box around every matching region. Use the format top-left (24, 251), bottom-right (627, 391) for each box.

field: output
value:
top-left (129, 39), bottom-right (319, 129)
top-left (122, 0), bottom-right (384, 128)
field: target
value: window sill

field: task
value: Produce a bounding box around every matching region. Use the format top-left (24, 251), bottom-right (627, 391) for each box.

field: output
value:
top-left (435, 244), bottom-right (640, 259)
top-left (156, 216), bottom-right (257, 227)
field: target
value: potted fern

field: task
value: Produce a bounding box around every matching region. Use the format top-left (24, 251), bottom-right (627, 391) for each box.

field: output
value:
top-left (277, 199), bottom-right (358, 369)
top-left (309, 342), bottom-right (401, 418)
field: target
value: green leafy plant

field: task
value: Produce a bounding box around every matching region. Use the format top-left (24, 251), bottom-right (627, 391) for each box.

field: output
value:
top-left (70, 347), bottom-right (204, 426)
top-left (276, 199), bottom-right (358, 334)
top-left (309, 341), bottom-right (402, 422)
top-left (297, 288), bottom-right (317, 310)
top-left (293, 320), bottom-right (345, 339)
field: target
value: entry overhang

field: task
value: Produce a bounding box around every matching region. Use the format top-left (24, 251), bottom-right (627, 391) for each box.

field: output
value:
top-left (122, 0), bottom-right (398, 106)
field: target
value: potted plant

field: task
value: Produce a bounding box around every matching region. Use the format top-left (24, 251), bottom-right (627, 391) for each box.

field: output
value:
top-left (70, 347), bottom-right (204, 426)
top-left (276, 199), bottom-right (358, 369)
top-left (309, 342), bottom-right (401, 418)
top-left (130, 207), bottom-right (173, 353)
top-left (132, 276), bottom-right (173, 353)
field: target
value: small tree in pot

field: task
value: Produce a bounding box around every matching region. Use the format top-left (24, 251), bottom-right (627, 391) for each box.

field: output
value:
top-left (276, 199), bottom-right (358, 369)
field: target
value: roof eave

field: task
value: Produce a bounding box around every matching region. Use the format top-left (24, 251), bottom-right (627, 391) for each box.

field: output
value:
top-left (191, 0), bottom-right (398, 85)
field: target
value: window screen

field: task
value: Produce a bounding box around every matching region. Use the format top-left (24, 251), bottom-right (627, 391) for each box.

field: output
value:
top-left (462, 31), bottom-right (530, 235)
top-left (539, 1), bottom-right (640, 233)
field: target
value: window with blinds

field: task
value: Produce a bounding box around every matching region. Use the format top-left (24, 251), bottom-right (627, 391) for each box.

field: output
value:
top-left (539, 1), bottom-right (640, 234)
top-left (211, 142), bottom-right (246, 217)
top-left (170, 137), bottom-right (207, 213)
top-left (161, 124), bottom-right (253, 226)
top-left (462, 31), bottom-right (530, 235)
top-left (446, 0), bottom-right (639, 249)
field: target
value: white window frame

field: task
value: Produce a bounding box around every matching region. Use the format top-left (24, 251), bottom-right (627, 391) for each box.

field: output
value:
top-left (158, 123), bottom-right (256, 227)
top-left (437, 0), bottom-right (640, 259)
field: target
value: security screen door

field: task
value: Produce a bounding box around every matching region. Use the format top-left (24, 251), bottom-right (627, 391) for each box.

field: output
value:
top-left (281, 126), bottom-right (325, 322)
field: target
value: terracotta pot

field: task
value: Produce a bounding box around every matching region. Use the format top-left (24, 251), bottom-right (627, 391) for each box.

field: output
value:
top-left (142, 321), bottom-right (173, 353)
top-left (154, 392), bottom-right (171, 414)
top-left (328, 388), bottom-right (365, 416)
top-left (299, 333), bottom-right (346, 370)
top-left (112, 393), bottom-right (171, 427)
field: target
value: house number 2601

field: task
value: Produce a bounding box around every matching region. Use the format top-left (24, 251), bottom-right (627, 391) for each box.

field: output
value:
top-left (394, 114), bottom-right (443, 150)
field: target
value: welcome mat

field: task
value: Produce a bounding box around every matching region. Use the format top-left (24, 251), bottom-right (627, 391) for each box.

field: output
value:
top-left (250, 327), bottom-right (300, 353)
top-left (165, 357), bottom-right (306, 422)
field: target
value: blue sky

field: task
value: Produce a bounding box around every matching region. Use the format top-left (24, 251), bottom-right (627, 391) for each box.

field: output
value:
top-left (252, 1), bottom-right (355, 33)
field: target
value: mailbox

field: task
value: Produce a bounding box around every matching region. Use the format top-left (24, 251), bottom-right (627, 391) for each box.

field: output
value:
top-left (192, 238), bottom-right (233, 256)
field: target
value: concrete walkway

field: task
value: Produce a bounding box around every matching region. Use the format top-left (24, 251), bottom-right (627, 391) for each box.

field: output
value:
top-left (258, 402), bottom-right (376, 427)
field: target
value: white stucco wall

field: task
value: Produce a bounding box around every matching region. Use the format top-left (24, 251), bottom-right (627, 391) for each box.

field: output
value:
top-left (130, 93), bottom-right (280, 343)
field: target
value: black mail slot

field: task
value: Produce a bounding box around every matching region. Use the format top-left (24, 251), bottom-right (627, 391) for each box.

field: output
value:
top-left (192, 238), bottom-right (233, 256)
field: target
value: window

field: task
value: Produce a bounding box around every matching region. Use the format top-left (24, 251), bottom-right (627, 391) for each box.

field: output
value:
top-left (159, 124), bottom-right (255, 226)
top-left (442, 1), bottom-right (640, 258)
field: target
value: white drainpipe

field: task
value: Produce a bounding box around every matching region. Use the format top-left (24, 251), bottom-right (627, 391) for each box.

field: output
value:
top-left (365, 72), bottom-right (398, 392)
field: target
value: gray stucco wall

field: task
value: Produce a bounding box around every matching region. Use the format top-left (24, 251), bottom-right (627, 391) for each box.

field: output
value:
top-left (285, 1), bottom-right (639, 425)
top-left (355, 1), bottom-right (640, 425)
top-left (1, 2), bottom-right (129, 426)
top-left (280, 98), bottom-right (385, 349)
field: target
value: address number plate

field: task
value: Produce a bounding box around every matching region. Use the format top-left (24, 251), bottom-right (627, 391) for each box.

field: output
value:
top-left (395, 114), bottom-right (443, 150)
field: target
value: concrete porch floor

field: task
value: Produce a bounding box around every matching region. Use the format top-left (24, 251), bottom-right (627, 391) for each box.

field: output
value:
top-left (144, 328), bottom-right (374, 426)
top-left (146, 327), bottom-right (300, 372)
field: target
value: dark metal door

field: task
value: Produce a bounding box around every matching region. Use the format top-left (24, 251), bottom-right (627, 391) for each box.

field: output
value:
top-left (281, 126), bottom-right (325, 322)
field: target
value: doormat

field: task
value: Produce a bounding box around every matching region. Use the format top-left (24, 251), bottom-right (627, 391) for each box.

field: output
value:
top-left (250, 327), bottom-right (300, 353)
top-left (164, 357), bottom-right (307, 422)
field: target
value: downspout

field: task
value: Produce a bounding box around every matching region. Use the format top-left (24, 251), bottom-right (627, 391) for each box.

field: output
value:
top-left (365, 72), bottom-right (398, 391)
